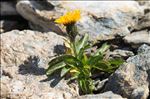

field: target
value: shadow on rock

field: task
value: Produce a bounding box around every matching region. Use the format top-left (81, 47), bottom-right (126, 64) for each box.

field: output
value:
top-left (40, 71), bottom-right (62, 88)
top-left (30, 0), bottom-right (54, 11)
top-left (54, 45), bottom-right (65, 55)
top-left (18, 56), bottom-right (45, 75)
top-left (147, 70), bottom-right (150, 98)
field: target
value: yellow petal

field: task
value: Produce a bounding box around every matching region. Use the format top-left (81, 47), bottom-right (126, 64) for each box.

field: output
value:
top-left (54, 9), bottom-right (81, 25)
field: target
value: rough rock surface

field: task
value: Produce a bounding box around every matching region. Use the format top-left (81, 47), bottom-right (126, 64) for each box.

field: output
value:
top-left (74, 91), bottom-right (126, 99)
top-left (1, 1), bottom-right (18, 16)
top-left (1, 30), bottom-right (65, 67)
top-left (109, 49), bottom-right (134, 59)
top-left (133, 12), bottom-right (150, 31)
top-left (16, 0), bottom-right (63, 34)
top-left (137, 0), bottom-right (150, 13)
top-left (104, 44), bottom-right (150, 99)
top-left (0, 30), bottom-right (78, 99)
top-left (124, 30), bottom-right (150, 48)
top-left (94, 79), bottom-right (108, 92)
top-left (137, 44), bottom-right (150, 54)
top-left (16, 1), bottom-right (143, 41)
top-left (1, 1), bottom-right (150, 99)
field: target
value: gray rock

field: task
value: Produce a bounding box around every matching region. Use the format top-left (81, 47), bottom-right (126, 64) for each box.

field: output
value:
top-left (16, 0), bottom-right (63, 34)
top-left (94, 79), bottom-right (108, 92)
top-left (74, 91), bottom-right (126, 99)
top-left (16, 1), bottom-right (143, 41)
top-left (109, 49), bottom-right (134, 59)
top-left (0, 1), bottom-right (18, 16)
top-left (137, 1), bottom-right (150, 13)
top-left (1, 30), bottom-right (65, 67)
top-left (131, 1), bottom-right (150, 36)
top-left (133, 13), bottom-right (150, 31)
top-left (137, 44), bottom-right (150, 54)
top-left (1, 30), bottom-right (78, 99)
top-left (123, 30), bottom-right (150, 48)
top-left (104, 44), bottom-right (150, 99)
top-left (127, 46), bottom-right (150, 72)
top-left (1, 75), bottom-right (77, 99)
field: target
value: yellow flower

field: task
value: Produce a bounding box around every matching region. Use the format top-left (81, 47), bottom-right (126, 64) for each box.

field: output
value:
top-left (55, 10), bottom-right (81, 25)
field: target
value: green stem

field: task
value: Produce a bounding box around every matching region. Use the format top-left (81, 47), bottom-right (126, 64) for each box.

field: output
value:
top-left (73, 41), bottom-right (77, 57)
top-left (66, 24), bottom-right (78, 42)
top-left (66, 24), bottom-right (78, 57)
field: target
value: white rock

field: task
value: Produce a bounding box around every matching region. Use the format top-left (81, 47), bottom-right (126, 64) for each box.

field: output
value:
top-left (16, 1), bottom-right (143, 41)
top-left (75, 91), bottom-right (126, 99)
top-left (1, 30), bottom-right (78, 99)
top-left (104, 44), bottom-right (150, 99)
top-left (124, 30), bottom-right (150, 48)
top-left (1, 30), bottom-right (64, 67)
top-left (0, 1), bottom-right (18, 16)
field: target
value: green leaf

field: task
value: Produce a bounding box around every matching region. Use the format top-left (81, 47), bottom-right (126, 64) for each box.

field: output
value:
top-left (107, 58), bottom-right (124, 71)
top-left (82, 68), bottom-right (91, 77)
top-left (47, 55), bottom-right (66, 69)
top-left (64, 55), bottom-right (83, 69)
top-left (92, 64), bottom-right (107, 71)
top-left (75, 34), bottom-right (89, 54)
top-left (93, 59), bottom-right (124, 73)
top-left (60, 67), bottom-right (71, 77)
top-left (88, 54), bottom-right (103, 66)
top-left (78, 78), bottom-right (93, 94)
top-left (89, 79), bottom-right (95, 93)
top-left (82, 53), bottom-right (88, 65)
top-left (77, 44), bottom-right (91, 60)
top-left (108, 58), bottom-right (124, 66)
top-left (46, 62), bottom-right (66, 76)
top-left (92, 60), bottom-right (112, 72)
top-left (94, 43), bottom-right (110, 56)
top-left (46, 55), bottom-right (79, 76)
top-left (79, 79), bottom-right (87, 93)
top-left (67, 74), bottom-right (78, 83)
top-left (82, 79), bottom-right (88, 93)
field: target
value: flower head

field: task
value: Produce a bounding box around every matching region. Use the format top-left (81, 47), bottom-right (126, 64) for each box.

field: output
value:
top-left (55, 10), bottom-right (81, 25)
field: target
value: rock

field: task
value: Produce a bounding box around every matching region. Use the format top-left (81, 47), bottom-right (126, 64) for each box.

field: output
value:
top-left (1, 30), bottom-right (78, 99)
top-left (0, 1), bottom-right (30, 33)
top-left (16, 1), bottom-right (143, 41)
top-left (136, 0), bottom-right (150, 28)
top-left (1, 76), bottom-right (11, 98)
top-left (1, 30), bottom-right (65, 67)
top-left (137, 44), bottom-right (150, 54)
top-left (127, 44), bottom-right (150, 72)
top-left (137, 0), bottom-right (150, 13)
top-left (74, 91), bottom-right (126, 99)
top-left (16, 0), bottom-right (63, 34)
top-left (133, 12), bottom-right (150, 31)
top-left (109, 49), bottom-right (134, 59)
top-left (48, 1), bottom-right (143, 39)
top-left (94, 79), bottom-right (108, 92)
top-left (123, 30), bottom-right (150, 48)
top-left (131, 1), bottom-right (150, 32)
top-left (104, 44), bottom-right (150, 99)
top-left (0, 1), bottom-right (18, 16)
top-left (0, 20), bottom-right (28, 33)
top-left (1, 75), bottom-right (77, 99)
